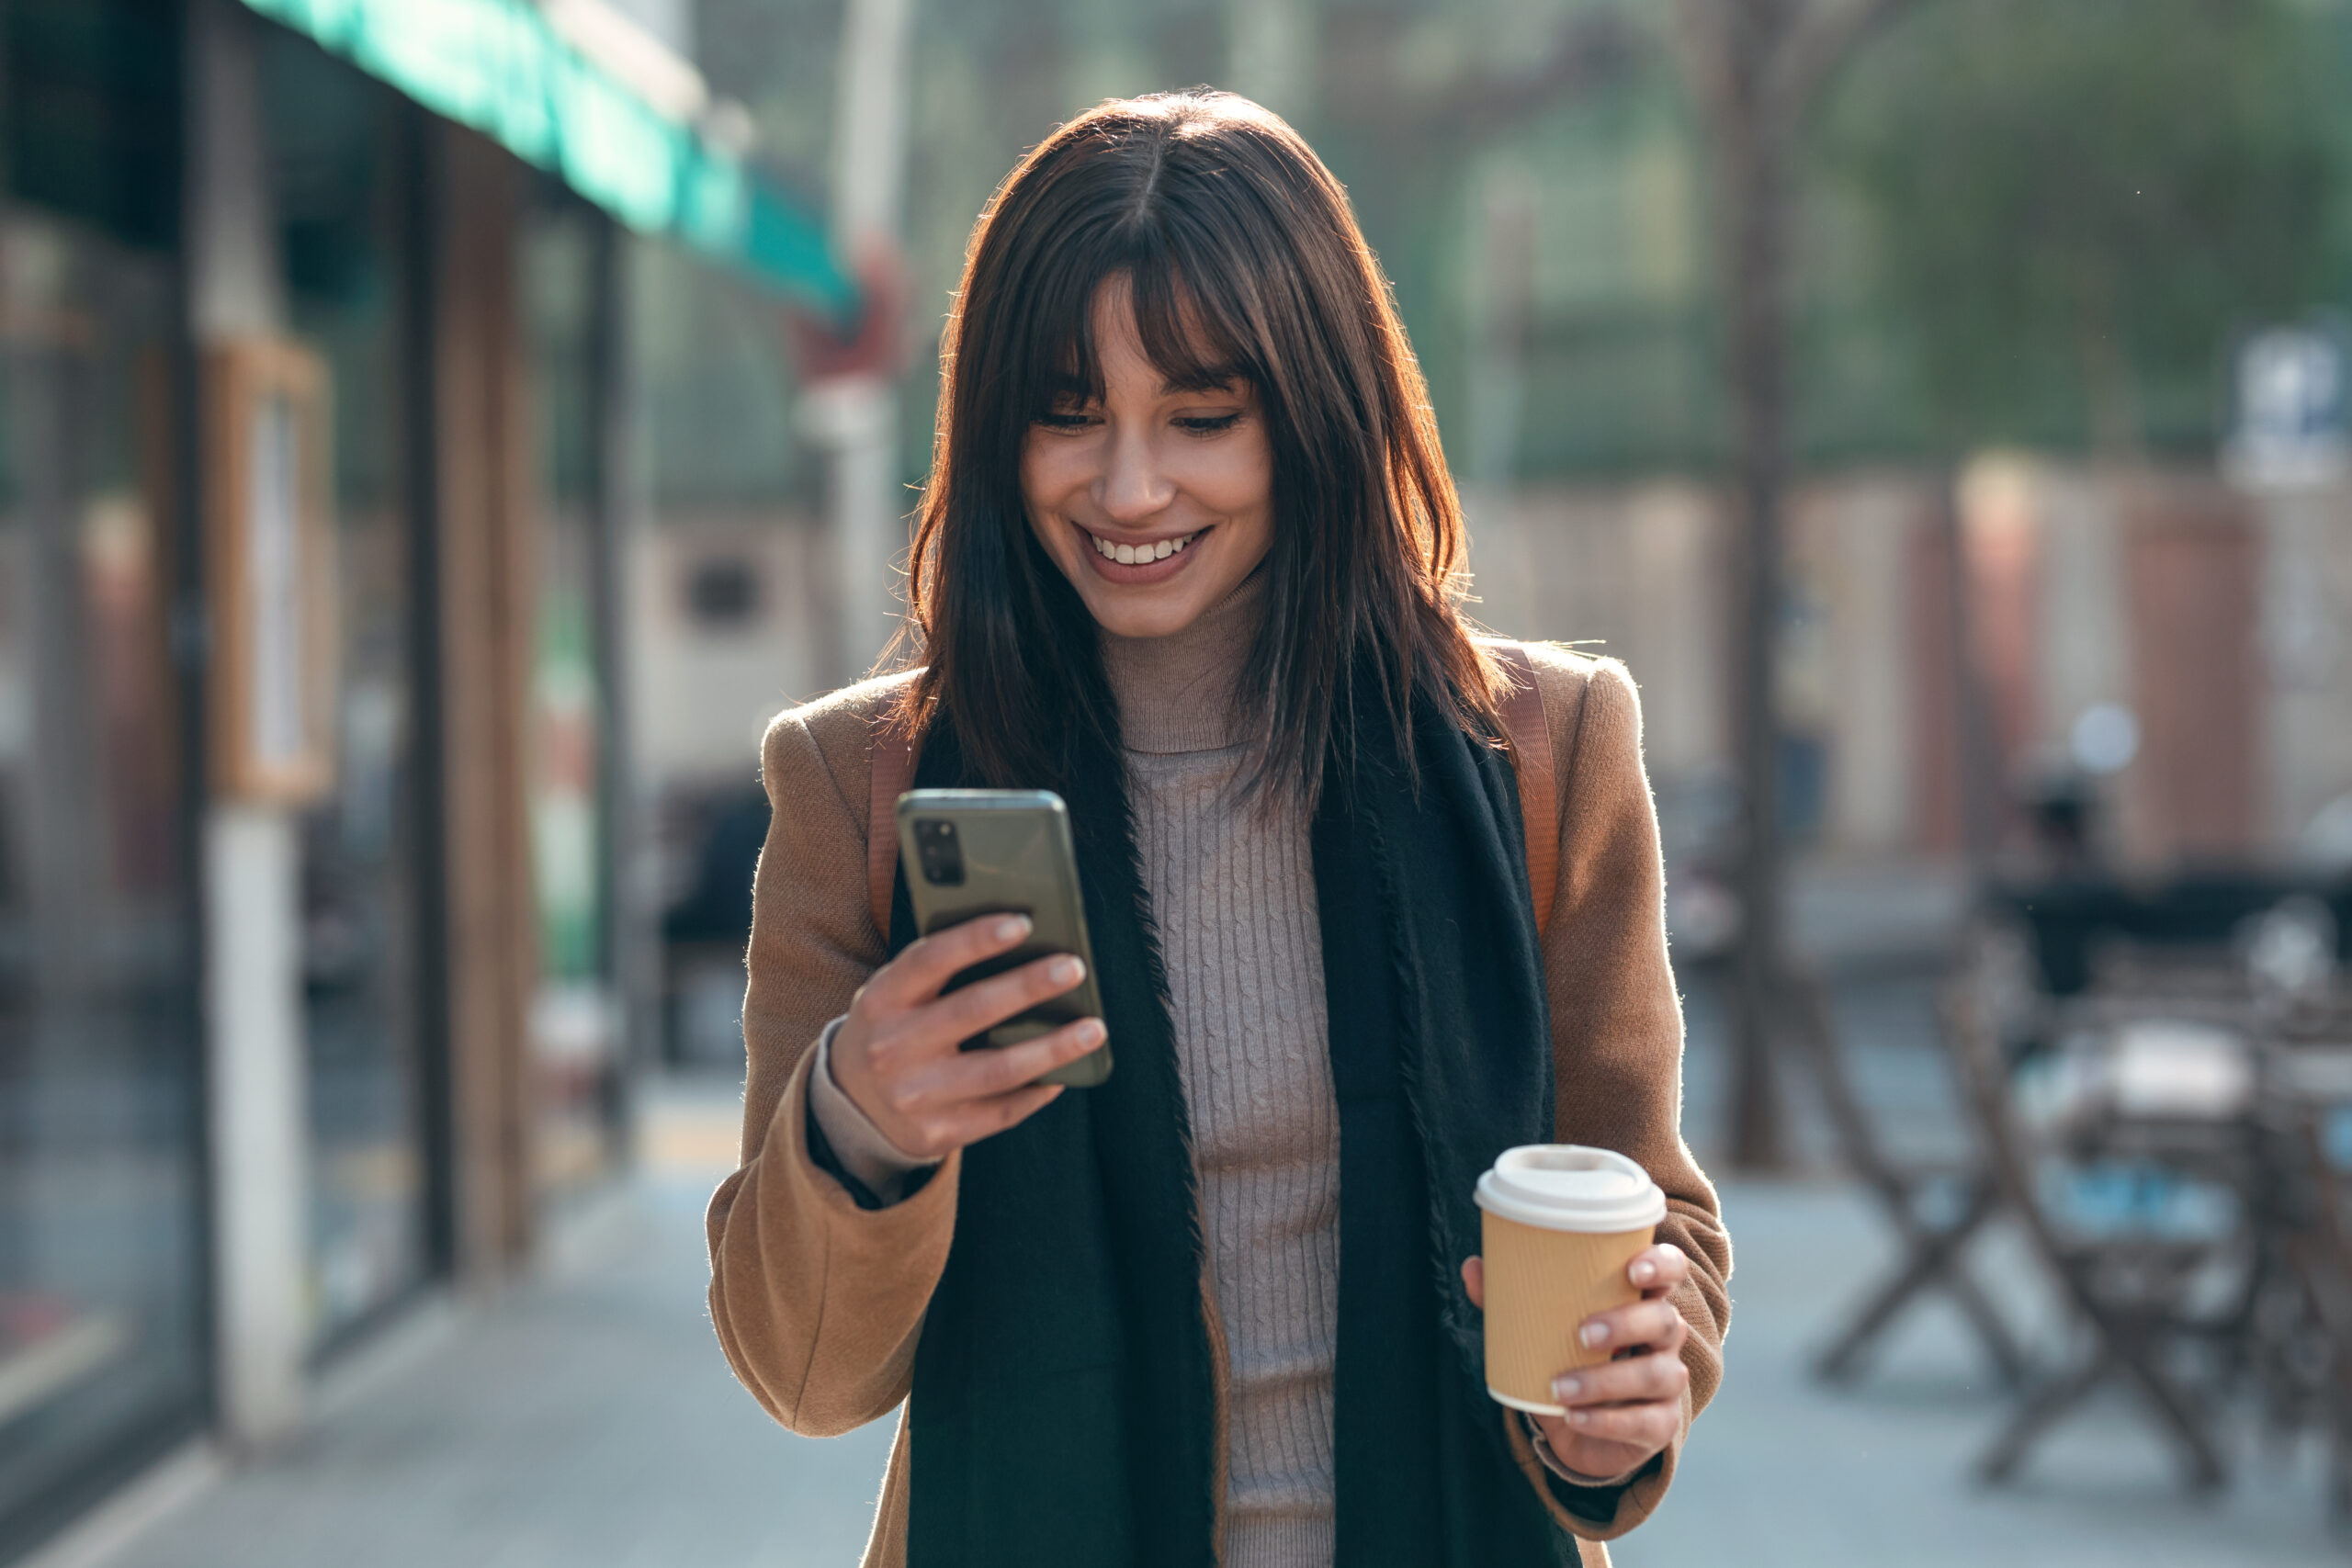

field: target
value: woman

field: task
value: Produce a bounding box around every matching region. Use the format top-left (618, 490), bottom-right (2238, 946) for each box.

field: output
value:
top-left (707, 91), bottom-right (1729, 1568)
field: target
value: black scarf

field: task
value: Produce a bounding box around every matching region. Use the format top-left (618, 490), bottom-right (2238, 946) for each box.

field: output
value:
top-left (891, 679), bottom-right (1576, 1567)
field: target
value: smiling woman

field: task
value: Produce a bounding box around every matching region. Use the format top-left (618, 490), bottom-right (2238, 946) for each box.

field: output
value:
top-left (1020, 280), bottom-right (1275, 635)
top-left (706, 90), bottom-right (1730, 1568)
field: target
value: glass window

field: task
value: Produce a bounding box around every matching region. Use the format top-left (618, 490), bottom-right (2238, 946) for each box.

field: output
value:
top-left (0, 209), bottom-right (203, 1548)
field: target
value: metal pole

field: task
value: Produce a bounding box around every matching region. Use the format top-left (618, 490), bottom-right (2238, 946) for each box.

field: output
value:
top-left (805, 0), bottom-right (913, 683)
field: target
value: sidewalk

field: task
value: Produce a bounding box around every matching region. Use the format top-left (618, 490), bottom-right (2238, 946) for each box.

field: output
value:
top-left (79, 1077), bottom-right (894, 1568)
top-left (65, 1069), bottom-right (2347, 1568)
top-left (1619, 1182), bottom-right (2342, 1568)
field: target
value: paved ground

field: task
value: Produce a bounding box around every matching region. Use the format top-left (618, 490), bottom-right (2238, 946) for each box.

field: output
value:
top-left (1619, 1182), bottom-right (2345, 1568)
top-left (71, 1004), bottom-right (2352, 1568)
top-left (85, 1081), bottom-right (896, 1568)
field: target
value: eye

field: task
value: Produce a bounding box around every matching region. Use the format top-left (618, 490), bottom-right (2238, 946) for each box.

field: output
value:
top-left (1174, 412), bottom-right (1243, 435)
top-left (1034, 410), bottom-right (1099, 431)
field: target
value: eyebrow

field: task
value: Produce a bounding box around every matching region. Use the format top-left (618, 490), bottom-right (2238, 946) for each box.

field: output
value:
top-left (1158, 366), bottom-right (1249, 395)
top-left (1044, 370), bottom-right (1250, 401)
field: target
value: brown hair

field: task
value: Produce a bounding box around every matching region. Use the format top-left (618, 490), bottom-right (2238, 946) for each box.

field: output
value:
top-left (895, 89), bottom-right (1503, 805)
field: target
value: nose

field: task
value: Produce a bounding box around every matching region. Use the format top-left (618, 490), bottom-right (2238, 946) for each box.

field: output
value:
top-left (1094, 423), bottom-right (1174, 525)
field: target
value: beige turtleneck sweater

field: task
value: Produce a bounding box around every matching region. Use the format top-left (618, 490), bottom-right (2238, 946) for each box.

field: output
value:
top-left (811, 577), bottom-right (1345, 1563)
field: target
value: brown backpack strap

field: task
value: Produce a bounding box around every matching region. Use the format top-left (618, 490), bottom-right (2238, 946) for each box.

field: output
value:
top-left (867, 719), bottom-right (922, 942)
top-left (1492, 643), bottom-right (1559, 942)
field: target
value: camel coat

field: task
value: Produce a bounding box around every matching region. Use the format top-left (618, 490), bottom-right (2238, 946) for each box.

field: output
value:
top-left (706, 645), bottom-right (1732, 1568)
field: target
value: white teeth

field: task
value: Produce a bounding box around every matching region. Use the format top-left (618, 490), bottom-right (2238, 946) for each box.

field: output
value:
top-left (1090, 529), bottom-right (1199, 563)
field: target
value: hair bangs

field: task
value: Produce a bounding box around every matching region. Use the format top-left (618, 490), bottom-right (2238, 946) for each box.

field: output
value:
top-left (1019, 242), bottom-right (1261, 422)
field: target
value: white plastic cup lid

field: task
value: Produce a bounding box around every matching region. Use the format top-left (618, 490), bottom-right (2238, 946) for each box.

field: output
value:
top-left (1475, 1145), bottom-right (1666, 1233)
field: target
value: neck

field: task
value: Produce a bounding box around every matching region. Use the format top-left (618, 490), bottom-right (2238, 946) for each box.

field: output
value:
top-left (1098, 570), bottom-right (1265, 755)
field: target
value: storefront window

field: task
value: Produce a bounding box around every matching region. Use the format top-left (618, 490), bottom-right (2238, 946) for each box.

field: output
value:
top-left (0, 209), bottom-right (203, 1547)
top-left (523, 197), bottom-right (624, 1205)
top-left (264, 35), bottom-right (428, 1348)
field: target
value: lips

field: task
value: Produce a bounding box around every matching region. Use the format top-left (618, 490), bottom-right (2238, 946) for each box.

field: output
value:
top-left (1087, 526), bottom-right (1203, 565)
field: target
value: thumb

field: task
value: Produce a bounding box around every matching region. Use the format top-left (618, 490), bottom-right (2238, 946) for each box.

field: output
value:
top-left (1461, 1255), bottom-right (1485, 1309)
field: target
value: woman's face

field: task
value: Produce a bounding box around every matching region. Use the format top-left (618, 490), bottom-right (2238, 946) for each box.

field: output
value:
top-left (1021, 284), bottom-right (1274, 640)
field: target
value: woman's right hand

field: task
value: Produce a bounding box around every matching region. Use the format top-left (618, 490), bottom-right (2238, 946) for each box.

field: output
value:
top-left (829, 913), bottom-right (1104, 1161)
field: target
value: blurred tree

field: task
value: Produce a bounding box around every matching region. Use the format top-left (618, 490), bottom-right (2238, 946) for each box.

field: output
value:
top-left (1825, 0), bottom-right (2342, 455)
top-left (1671, 0), bottom-right (1925, 1171)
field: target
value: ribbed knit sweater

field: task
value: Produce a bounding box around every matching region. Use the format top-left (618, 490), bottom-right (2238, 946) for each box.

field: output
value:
top-left (812, 576), bottom-right (1343, 1563)
top-left (1101, 580), bottom-right (1340, 1565)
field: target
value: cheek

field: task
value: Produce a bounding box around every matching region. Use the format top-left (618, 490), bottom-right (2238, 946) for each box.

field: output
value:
top-left (1184, 434), bottom-right (1274, 521)
top-left (1019, 441), bottom-right (1074, 537)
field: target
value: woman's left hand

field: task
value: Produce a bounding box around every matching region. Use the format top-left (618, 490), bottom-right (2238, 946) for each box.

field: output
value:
top-left (1460, 1243), bottom-right (1692, 1483)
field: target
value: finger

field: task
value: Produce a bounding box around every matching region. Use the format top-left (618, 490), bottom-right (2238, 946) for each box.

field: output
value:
top-left (1577, 1299), bottom-right (1690, 1356)
top-left (875, 913), bottom-right (1035, 1007)
top-left (926, 1017), bottom-right (1106, 1099)
top-left (924, 952), bottom-right (1089, 1043)
top-left (1461, 1256), bottom-right (1485, 1309)
top-left (922, 1081), bottom-right (1066, 1152)
top-left (1550, 1348), bottom-right (1690, 1410)
top-left (1560, 1399), bottom-right (1681, 1450)
top-left (1627, 1243), bottom-right (1690, 1295)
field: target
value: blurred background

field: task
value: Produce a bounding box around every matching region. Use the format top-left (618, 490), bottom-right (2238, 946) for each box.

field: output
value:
top-left (6, 0), bottom-right (2352, 1564)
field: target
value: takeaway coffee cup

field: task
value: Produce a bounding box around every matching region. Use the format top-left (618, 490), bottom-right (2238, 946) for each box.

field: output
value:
top-left (1475, 1145), bottom-right (1667, 1415)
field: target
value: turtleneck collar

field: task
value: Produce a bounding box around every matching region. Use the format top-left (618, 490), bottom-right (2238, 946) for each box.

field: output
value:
top-left (1098, 568), bottom-right (1266, 755)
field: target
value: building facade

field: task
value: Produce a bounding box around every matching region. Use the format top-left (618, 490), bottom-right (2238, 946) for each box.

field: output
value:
top-left (0, 0), bottom-right (845, 1557)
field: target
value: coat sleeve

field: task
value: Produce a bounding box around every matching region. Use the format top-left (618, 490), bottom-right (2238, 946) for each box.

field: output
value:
top-left (1500, 649), bottom-right (1733, 1543)
top-left (705, 695), bottom-right (961, 1437)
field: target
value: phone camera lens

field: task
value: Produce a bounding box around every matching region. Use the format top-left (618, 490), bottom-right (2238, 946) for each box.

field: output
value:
top-left (914, 819), bottom-right (965, 886)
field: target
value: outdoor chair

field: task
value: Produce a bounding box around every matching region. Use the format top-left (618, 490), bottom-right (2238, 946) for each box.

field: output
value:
top-left (2243, 1099), bottom-right (2352, 1519)
top-left (2245, 990), bottom-right (2352, 1520)
top-left (1945, 926), bottom-right (2249, 1491)
top-left (1789, 965), bottom-right (2025, 1389)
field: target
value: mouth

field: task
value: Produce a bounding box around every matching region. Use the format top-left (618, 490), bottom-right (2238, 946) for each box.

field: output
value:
top-left (1076, 523), bottom-right (1211, 584)
top-left (1085, 525), bottom-right (1204, 565)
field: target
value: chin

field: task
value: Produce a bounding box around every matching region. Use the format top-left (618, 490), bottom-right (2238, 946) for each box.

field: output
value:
top-left (1080, 586), bottom-right (1214, 640)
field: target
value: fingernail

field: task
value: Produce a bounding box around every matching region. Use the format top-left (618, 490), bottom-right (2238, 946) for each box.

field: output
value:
top-left (1076, 1019), bottom-right (1106, 1046)
top-left (996, 915), bottom-right (1032, 942)
top-left (1630, 1259), bottom-right (1657, 1286)
top-left (1567, 1409), bottom-right (1590, 1427)
top-left (1049, 955), bottom-right (1085, 985)
top-left (1552, 1375), bottom-right (1582, 1402)
top-left (1578, 1323), bottom-right (1609, 1349)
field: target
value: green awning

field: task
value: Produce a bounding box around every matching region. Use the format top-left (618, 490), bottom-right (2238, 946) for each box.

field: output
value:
top-left (240, 0), bottom-right (858, 321)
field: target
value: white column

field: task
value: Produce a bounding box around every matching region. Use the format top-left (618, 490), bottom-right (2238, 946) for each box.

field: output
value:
top-left (187, 0), bottom-right (309, 1451)
top-left (801, 376), bottom-right (899, 677)
top-left (201, 807), bottom-right (308, 1447)
top-left (807, 0), bottom-right (912, 683)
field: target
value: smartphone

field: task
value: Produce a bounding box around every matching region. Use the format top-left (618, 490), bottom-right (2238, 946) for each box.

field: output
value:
top-left (894, 788), bottom-right (1112, 1089)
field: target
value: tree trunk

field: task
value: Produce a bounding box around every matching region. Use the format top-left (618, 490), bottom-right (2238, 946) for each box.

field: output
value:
top-left (1716, 1), bottom-right (1799, 1173)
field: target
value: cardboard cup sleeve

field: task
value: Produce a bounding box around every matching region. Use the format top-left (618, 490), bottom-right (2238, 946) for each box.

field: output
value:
top-left (1474, 1144), bottom-right (1668, 1416)
top-left (1480, 1212), bottom-right (1657, 1412)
